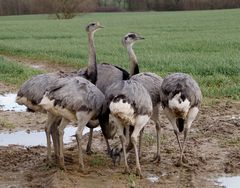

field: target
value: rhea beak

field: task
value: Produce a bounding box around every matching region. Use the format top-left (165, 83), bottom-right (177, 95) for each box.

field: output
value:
top-left (138, 36), bottom-right (145, 40)
top-left (96, 22), bottom-right (104, 29)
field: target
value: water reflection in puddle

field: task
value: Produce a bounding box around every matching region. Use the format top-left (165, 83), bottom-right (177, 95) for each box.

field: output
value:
top-left (0, 93), bottom-right (26, 112)
top-left (146, 173), bottom-right (160, 183)
top-left (0, 126), bottom-right (101, 147)
top-left (216, 176), bottom-right (240, 188)
top-left (31, 65), bottom-right (43, 69)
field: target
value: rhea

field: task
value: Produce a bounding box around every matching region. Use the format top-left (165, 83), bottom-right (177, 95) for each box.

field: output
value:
top-left (160, 73), bottom-right (202, 166)
top-left (39, 21), bottom-right (108, 170)
top-left (106, 32), bottom-right (159, 177)
top-left (110, 33), bottom-right (163, 166)
top-left (40, 76), bottom-right (105, 170)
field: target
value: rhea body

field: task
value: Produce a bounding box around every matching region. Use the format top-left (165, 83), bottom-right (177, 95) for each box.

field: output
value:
top-left (160, 72), bottom-right (202, 165)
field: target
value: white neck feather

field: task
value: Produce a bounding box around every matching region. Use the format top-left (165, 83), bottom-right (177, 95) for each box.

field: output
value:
top-left (169, 92), bottom-right (190, 114)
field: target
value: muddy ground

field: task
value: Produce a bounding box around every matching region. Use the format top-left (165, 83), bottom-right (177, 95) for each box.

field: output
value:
top-left (0, 56), bottom-right (240, 188)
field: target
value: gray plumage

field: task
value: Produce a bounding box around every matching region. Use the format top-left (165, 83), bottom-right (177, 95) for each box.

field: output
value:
top-left (106, 79), bottom-right (152, 116)
top-left (79, 63), bottom-right (129, 94)
top-left (106, 77), bottom-right (153, 177)
top-left (160, 73), bottom-right (202, 108)
top-left (46, 76), bottom-right (105, 115)
top-left (160, 72), bottom-right (202, 166)
top-left (16, 63), bottom-right (128, 111)
top-left (16, 71), bottom-right (78, 109)
top-left (131, 72), bottom-right (163, 107)
top-left (40, 74), bottom-right (106, 170)
top-left (131, 72), bottom-right (163, 162)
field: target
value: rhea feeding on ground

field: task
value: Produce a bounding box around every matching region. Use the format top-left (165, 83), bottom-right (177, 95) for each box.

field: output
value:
top-left (106, 32), bottom-right (153, 177)
top-left (110, 33), bottom-right (163, 165)
top-left (160, 72), bottom-right (202, 166)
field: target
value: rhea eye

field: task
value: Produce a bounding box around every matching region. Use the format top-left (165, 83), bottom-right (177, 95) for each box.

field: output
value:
top-left (124, 36), bottom-right (128, 40)
top-left (128, 34), bottom-right (136, 39)
top-left (91, 23), bottom-right (95, 26)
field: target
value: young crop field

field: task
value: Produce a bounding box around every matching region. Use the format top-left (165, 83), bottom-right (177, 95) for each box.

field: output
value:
top-left (0, 9), bottom-right (239, 100)
top-left (0, 57), bottom-right (42, 86)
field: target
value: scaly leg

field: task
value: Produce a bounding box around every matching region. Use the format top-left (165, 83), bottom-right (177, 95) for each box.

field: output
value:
top-left (58, 118), bottom-right (69, 170)
top-left (86, 128), bottom-right (93, 155)
top-left (45, 112), bottom-right (60, 162)
top-left (112, 116), bottom-right (130, 174)
top-left (86, 120), bottom-right (99, 154)
top-left (132, 115), bottom-right (150, 178)
top-left (152, 121), bottom-right (161, 163)
top-left (51, 117), bottom-right (61, 161)
top-left (75, 111), bottom-right (94, 171)
top-left (138, 128), bottom-right (144, 160)
top-left (179, 107), bottom-right (199, 165)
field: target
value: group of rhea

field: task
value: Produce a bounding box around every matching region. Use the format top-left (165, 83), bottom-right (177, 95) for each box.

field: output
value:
top-left (16, 22), bottom-right (202, 178)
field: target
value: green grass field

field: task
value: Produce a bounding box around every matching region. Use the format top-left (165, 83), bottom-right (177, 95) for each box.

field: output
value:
top-left (0, 9), bottom-right (239, 100)
top-left (0, 57), bottom-right (42, 86)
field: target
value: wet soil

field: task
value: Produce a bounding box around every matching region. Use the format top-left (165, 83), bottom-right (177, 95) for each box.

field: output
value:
top-left (0, 56), bottom-right (240, 188)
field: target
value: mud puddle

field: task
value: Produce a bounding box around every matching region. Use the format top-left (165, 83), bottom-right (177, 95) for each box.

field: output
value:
top-left (216, 176), bottom-right (240, 188)
top-left (0, 93), bottom-right (26, 112)
top-left (0, 126), bottom-right (100, 146)
top-left (146, 173), bottom-right (160, 183)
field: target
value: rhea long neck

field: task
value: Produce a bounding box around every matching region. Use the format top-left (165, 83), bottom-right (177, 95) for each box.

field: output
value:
top-left (127, 44), bottom-right (139, 77)
top-left (87, 31), bottom-right (97, 84)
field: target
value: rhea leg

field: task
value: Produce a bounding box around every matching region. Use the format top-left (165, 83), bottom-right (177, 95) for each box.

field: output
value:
top-left (58, 118), bottom-right (69, 170)
top-left (113, 116), bottom-right (130, 174)
top-left (132, 115), bottom-right (150, 178)
top-left (152, 121), bottom-right (161, 162)
top-left (45, 112), bottom-right (60, 162)
top-left (164, 109), bottom-right (184, 162)
top-left (75, 111), bottom-right (95, 170)
top-left (151, 105), bottom-right (162, 162)
top-left (138, 128), bottom-right (144, 160)
top-left (179, 107), bottom-right (199, 164)
top-left (86, 120), bottom-right (99, 154)
top-left (50, 117), bottom-right (61, 160)
top-left (86, 128), bottom-right (93, 154)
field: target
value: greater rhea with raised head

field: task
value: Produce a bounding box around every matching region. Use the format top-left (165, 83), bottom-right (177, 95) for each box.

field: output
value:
top-left (39, 22), bottom-right (107, 170)
top-left (160, 72), bottom-right (202, 166)
top-left (110, 33), bottom-right (163, 166)
top-left (106, 33), bottom-right (153, 177)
